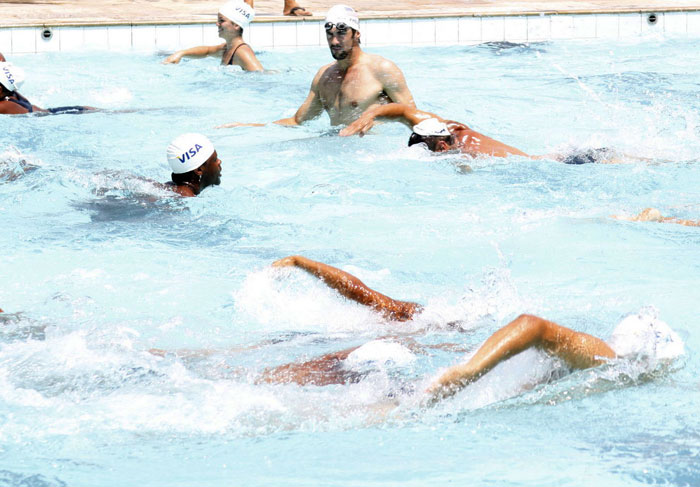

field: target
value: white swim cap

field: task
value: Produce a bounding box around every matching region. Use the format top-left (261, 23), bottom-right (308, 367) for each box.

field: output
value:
top-left (166, 133), bottom-right (215, 174)
top-left (345, 340), bottom-right (415, 369)
top-left (608, 310), bottom-right (684, 361)
top-left (325, 4), bottom-right (360, 33)
top-left (0, 62), bottom-right (25, 92)
top-left (412, 118), bottom-right (451, 137)
top-left (219, 0), bottom-right (255, 29)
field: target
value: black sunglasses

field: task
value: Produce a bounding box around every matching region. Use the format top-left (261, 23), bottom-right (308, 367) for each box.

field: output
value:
top-left (325, 22), bottom-right (349, 34)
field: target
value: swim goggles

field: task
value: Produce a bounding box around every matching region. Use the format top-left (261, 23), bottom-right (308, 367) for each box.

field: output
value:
top-left (407, 132), bottom-right (425, 147)
top-left (325, 22), bottom-right (350, 34)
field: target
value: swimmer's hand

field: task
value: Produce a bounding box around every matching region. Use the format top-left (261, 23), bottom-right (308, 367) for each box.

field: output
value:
top-left (611, 208), bottom-right (664, 222)
top-left (271, 255), bottom-right (298, 268)
top-left (423, 380), bottom-right (458, 407)
top-left (215, 122), bottom-right (266, 129)
top-left (422, 362), bottom-right (478, 406)
top-left (339, 113), bottom-right (376, 137)
top-left (163, 52), bottom-right (184, 64)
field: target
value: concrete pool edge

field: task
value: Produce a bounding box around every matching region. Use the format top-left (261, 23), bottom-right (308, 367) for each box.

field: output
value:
top-left (3, 9), bottom-right (700, 54)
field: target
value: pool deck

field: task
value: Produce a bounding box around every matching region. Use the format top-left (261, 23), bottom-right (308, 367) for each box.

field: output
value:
top-left (2, 0), bottom-right (699, 27)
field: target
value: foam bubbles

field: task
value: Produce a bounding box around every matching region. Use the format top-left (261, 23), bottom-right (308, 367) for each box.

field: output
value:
top-left (233, 266), bottom-right (387, 333)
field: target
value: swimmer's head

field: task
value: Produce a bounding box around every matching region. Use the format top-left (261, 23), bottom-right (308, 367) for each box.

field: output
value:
top-left (218, 0), bottom-right (255, 30)
top-left (0, 62), bottom-right (25, 93)
top-left (167, 133), bottom-right (216, 174)
top-left (325, 5), bottom-right (361, 58)
top-left (325, 5), bottom-right (360, 33)
top-left (408, 118), bottom-right (454, 152)
top-left (608, 311), bottom-right (684, 361)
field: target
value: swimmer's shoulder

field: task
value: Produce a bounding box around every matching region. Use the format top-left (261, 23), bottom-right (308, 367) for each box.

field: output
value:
top-left (364, 52), bottom-right (401, 73)
top-left (164, 181), bottom-right (196, 197)
top-left (314, 62), bottom-right (338, 82)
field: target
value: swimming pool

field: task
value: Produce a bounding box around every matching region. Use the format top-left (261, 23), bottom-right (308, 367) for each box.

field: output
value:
top-left (1, 37), bottom-right (699, 486)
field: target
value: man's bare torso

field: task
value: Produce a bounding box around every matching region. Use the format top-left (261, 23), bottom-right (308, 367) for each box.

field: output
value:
top-left (317, 53), bottom-right (393, 126)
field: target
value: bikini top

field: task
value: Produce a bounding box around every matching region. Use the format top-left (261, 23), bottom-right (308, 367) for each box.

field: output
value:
top-left (225, 43), bottom-right (250, 65)
top-left (3, 94), bottom-right (33, 113)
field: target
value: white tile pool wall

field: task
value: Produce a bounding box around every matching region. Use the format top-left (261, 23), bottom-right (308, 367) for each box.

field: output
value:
top-left (2, 11), bottom-right (700, 54)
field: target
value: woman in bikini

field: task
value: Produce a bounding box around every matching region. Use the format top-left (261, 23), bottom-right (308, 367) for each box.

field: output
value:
top-left (0, 62), bottom-right (95, 115)
top-left (163, 0), bottom-right (263, 72)
top-left (0, 62), bottom-right (45, 115)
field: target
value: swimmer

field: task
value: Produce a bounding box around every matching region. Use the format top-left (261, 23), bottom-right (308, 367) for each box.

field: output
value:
top-left (217, 5), bottom-right (415, 128)
top-left (0, 62), bottom-right (44, 114)
top-left (262, 255), bottom-right (683, 401)
top-left (163, 0), bottom-right (263, 71)
top-left (0, 62), bottom-right (95, 115)
top-left (243, 0), bottom-right (311, 16)
top-left (165, 133), bottom-right (222, 197)
top-left (342, 103), bottom-right (630, 163)
top-left (613, 207), bottom-right (700, 227)
top-left (340, 103), bottom-right (530, 158)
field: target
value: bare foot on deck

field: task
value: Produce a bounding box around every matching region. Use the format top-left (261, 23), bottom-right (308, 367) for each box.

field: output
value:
top-left (284, 0), bottom-right (312, 16)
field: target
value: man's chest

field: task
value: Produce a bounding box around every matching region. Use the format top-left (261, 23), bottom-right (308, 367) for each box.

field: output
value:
top-left (318, 71), bottom-right (384, 108)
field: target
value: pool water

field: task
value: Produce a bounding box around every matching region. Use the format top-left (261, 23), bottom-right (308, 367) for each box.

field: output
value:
top-left (1, 36), bottom-right (699, 486)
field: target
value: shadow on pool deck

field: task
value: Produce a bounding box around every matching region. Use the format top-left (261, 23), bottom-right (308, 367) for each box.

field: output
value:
top-left (1, 0), bottom-right (698, 26)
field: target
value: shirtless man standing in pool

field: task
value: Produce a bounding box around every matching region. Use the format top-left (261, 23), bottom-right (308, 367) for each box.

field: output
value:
top-left (164, 0), bottom-right (263, 71)
top-left (218, 5), bottom-right (415, 128)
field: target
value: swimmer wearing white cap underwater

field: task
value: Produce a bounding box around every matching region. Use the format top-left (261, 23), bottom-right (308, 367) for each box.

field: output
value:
top-left (341, 103), bottom-right (531, 158)
top-left (166, 133), bottom-right (222, 197)
top-left (256, 256), bottom-right (684, 402)
top-left (218, 4), bottom-right (415, 128)
top-left (163, 0), bottom-right (263, 71)
top-left (342, 103), bottom-right (640, 164)
top-left (148, 254), bottom-right (684, 403)
top-left (0, 62), bottom-right (95, 115)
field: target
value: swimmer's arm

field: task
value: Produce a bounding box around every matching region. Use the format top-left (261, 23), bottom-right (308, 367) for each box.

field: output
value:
top-left (218, 67), bottom-right (325, 128)
top-left (376, 59), bottom-right (415, 107)
top-left (426, 314), bottom-right (616, 403)
top-left (235, 45), bottom-right (264, 72)
top-left (163, 44), bottom-right (225, 64)
top-left (273, 67), bottom-right (325, 126)
top-left (272, 255), bottom-right (420, 321)
top-left (340, 104), bottom-right (443, 136)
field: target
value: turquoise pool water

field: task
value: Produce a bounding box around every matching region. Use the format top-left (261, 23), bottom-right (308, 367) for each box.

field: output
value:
top-left (1, 37), bottom-right (699, 486)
